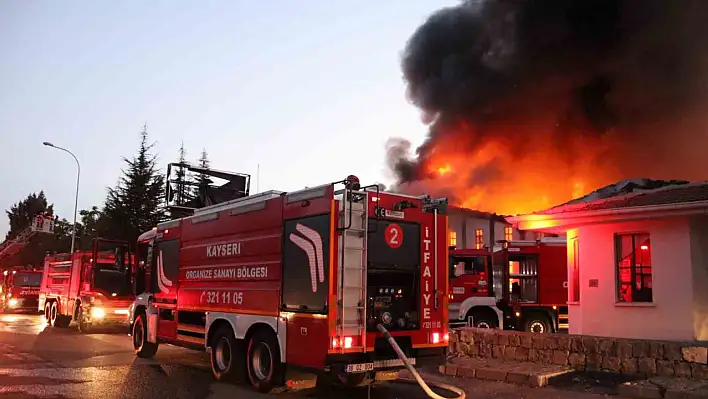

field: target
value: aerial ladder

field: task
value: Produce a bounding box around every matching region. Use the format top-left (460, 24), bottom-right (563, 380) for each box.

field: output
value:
top-left (0, 214), bottom-right (55, 264)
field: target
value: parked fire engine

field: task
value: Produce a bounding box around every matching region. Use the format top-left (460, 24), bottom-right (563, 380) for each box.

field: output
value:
top-left (128, 172), bottom-right (449, 392)
top-left (39, 238), bottom-right (133, 332)
top-left (1, 266), bottom-right (43, 313)
top-left (448, 238), bottom-right (568, 333)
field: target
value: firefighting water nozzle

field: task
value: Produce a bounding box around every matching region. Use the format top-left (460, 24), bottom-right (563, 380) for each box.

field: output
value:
top-left (377, 324), bottom-right (466, 399)
top-left (345, 175), bottom-right (361, 191)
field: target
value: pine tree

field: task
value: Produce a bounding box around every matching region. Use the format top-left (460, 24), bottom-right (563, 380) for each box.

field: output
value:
top-left (173, 142), bottom-right (193, 206)
top-left (102, 124), bottom-right (166, 243)
top-left (2, 191), bottom-right (74, 267)
top-left (5, 191), bottom-right (53, 240)
top-left (192, 148), bottom-right (211, 199)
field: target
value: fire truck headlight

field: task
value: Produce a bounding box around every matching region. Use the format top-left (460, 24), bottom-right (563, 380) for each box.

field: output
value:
top-left (8, 298), bottom-right (18, 308)
top-left (91, 307), bottom-right (105, 319)
top-left (381, 312), bottom-right (392, 325)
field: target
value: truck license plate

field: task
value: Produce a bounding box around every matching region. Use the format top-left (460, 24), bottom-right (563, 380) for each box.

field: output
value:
top-left (345, 363), bottom-right (374, 373)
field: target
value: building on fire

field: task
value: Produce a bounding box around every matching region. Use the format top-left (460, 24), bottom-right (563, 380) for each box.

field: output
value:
top-left (446, 207), bottom-right (558, 250)
top-left (506, 179), bottom-right (708, 342)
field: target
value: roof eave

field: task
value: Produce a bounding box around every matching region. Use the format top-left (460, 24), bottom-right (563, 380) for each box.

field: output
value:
top-left (506, 200), bottom-right (708, 232)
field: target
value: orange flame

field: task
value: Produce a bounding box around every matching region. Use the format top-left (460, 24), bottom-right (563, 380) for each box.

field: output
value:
top-left (410, 126), bottom-right (620, 216)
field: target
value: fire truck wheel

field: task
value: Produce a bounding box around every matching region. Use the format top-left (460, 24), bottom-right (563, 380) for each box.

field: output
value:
top-left (466, 309), bottom-right (498, 329)
top-left (246, 329), bottom-right (283, 392)
top-left (49, 302), bottom-right (59, 327)
top-left (523, 314), bottom-right (552, 334)
top-left (210, 326), bottom-right (244, 383)
top-left (77, 308), bottom-right (91, 333)
top-left (133, 312), bottom-right (158, 358)
top-left (44, 303), bottom-right (51, 321)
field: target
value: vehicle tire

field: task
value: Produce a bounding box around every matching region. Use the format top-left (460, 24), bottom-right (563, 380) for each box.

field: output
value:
top-left (44, 302), bottom-right (51, 322)
top-left (523, 314), bottom-right (553, 334)
top-left (49, 302), bottom-right (58, 327)
top-left (210, 325), bottom-right (243, 383)
top-left (246, 328), bottom-right (283, 392)
top-left (466, 310), bottom-right (499, 329)
top-left (77, 307), bottom-right (91, 333)
top-left (133, 312), bottom-right (158, 358)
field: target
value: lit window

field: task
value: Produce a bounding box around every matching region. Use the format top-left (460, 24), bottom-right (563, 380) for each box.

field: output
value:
top-left (570, 237), bottom-right (580, 303)
top-left (615, 233), bottom-right (652, 303)
top-left (475, 229), bottom-right (484, 249)
top-left (504, 226), bottom-right (513, 241)
top-left (449, 231), bottom-right (457, 247)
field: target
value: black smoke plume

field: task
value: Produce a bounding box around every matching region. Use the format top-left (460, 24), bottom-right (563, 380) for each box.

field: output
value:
top-left (390, 0), bottom-right (708, 208)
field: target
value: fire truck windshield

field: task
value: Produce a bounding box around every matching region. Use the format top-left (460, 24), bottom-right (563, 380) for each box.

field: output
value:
top-left (14, 272), bottom-right (41, 287)
top-left (93, 247), bottom-right (131, 296)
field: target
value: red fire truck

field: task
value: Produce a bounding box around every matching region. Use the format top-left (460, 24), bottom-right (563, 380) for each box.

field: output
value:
top-left (128, 174), bottom-right (449, 392)
top-left (448, 238), bottom-right (569, 333)
top-left (39, 238), bottom-right (134, 332)
top-left (1, 266), bottom-right (43, 313)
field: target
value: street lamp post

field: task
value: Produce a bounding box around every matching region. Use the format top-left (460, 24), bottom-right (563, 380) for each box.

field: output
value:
top-left (43, 142), bottom-right (80, 255)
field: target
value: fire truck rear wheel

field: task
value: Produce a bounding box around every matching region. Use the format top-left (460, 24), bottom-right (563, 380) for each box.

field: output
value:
top-left (246, 329), bottom-right (283, 393)
top-left (133, 312), bottom-right (158, 358)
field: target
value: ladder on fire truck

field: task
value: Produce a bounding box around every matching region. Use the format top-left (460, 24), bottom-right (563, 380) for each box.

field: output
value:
top-left (0, 214), bottom-right (55, 264)
top-left (335, 182), bottom-right (370, 353)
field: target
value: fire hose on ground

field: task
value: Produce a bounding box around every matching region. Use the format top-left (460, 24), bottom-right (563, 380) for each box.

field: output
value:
top-left (377, 324), bottom-right (466, 399)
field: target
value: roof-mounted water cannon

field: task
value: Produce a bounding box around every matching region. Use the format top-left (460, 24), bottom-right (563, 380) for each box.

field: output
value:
top-left (392, 199), bottom-right (418, 212)
top-left (344, 175), bottom-right (361, 191)
top-left (165, 162), bottom-right (251, 218)
top-left (421, 196), bottom-right (448, 214)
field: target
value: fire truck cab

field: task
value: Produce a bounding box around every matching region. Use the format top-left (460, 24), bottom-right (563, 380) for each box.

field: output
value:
top-left (128, 173), bottom-right (449, 392)
top-left (39, 238), bottom-right (133, 332)
top-left (448, 238), bottom-right (569, 333)
top-left (1, 266), bottom-right (43, 313)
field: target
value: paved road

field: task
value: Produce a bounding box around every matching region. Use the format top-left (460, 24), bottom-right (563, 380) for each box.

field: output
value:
top-left (0, 313), bottom-right (610, 399)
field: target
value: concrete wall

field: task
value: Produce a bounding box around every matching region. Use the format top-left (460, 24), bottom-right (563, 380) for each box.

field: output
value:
top-left (450, 327), bottom-right (708, 379)
top-left (568, 217), bottom-right (696, 341)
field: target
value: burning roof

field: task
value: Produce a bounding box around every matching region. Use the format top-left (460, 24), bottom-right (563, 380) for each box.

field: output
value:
top-left (505, 179), bottom-right (708, 232)
top-left (387, 0), bottom-right (708, 216)
top-left (535, 180), bottom-right (708, 216)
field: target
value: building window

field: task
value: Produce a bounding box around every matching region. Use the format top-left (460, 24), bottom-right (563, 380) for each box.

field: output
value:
top-left (504, 226), bottom-right (513, 241)
top-left (615, 233), bottom-right (652, 303)
top-left (449, 231), bottom-right (457, 247)
top-left (570, 237), bottom-right (580, 303)
top-left (475, 229), bottom-right (484, 249)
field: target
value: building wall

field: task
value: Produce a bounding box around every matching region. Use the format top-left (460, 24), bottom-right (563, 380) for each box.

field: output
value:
top-left (447, 209), bottom-right (550, 249)
top-left (568, 217), bottom-right (696, 341)
top-left (688, 216), bottom-right (708, 340)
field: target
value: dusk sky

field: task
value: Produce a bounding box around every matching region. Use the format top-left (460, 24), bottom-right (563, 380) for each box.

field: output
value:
top-left (0, 1), bottom-right (456, 237)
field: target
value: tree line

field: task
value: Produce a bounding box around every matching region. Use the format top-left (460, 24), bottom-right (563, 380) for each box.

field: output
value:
top-left (2, 125), bottom-right (210, 267)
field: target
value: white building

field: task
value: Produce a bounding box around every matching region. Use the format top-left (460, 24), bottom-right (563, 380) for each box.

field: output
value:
top-left (506, 182), bottom-right (708, 342)
top-left (447, 207), bottom-right (556, 249)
